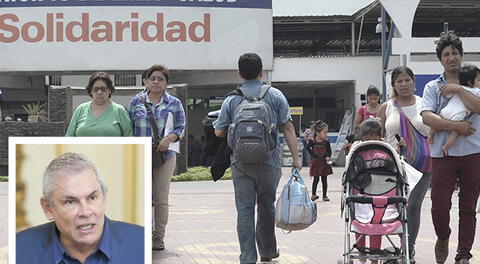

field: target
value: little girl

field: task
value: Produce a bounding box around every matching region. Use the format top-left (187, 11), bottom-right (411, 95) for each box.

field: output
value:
top-left (306, 120), bottom-right (333, 201)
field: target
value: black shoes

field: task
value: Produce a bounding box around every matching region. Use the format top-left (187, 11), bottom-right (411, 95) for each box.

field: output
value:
top-left (260, 250), bottom-right (280, 262)
top-left (152, 237), bottom-right (165, 251)
top-left (434, 237), bottom-right (449, 263)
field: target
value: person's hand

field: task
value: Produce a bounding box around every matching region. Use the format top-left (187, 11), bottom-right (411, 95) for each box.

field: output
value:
top-left (157, 137), bottom-right (171, 152)
top-left (454, 121), bottom-right (476, 136)
top-left (326, 157), bottom-right (333, 165)
top-left (428, 134), bottom-right (434, 144)
top-left (395, 137), bottom-right (406, 154)
top-left (343, 140), bottom-right (352, 150)
top-left (291, 158), bottom-right (302, 170)
top-left (440, 83), bottom-right (462, 97)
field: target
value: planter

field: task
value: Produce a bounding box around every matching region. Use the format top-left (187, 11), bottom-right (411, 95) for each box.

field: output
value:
top-left (27, 115), bottom-right (39, 123)
top-left (22, 102), bottom-right (47, 122)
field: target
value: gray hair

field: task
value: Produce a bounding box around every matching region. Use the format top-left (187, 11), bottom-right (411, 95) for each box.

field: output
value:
top-left (42, 152), bottom-right (107, 204)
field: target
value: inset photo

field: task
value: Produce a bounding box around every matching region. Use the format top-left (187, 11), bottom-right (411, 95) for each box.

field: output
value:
top-left (8, 137), bottom-right (151, 264)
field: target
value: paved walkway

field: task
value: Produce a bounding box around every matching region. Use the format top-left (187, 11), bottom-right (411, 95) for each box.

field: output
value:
top-left (154, 167), bottom-right (480, 264)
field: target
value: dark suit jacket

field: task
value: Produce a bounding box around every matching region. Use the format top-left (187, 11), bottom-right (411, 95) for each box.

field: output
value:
top-left (16, 217), bottom-right (144, 264)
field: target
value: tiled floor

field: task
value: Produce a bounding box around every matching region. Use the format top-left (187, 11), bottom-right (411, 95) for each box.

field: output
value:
top-left (154, 167), bottom-right (480, 264)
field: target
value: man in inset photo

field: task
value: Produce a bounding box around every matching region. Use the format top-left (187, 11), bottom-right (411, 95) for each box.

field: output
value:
top-left (16, 152), bottom-right (144, 264)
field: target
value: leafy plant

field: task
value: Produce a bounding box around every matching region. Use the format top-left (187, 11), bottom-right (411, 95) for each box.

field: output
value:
top-left (0, 176), bottom-right (8, 182)
top-left (172, 166), bottom-right (232, 182)
top-left (22, 102), bottom-right (48, 122)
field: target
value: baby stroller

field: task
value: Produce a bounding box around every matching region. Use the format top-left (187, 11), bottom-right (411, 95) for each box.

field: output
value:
top-left (338, 140), bottom-right (410, 264)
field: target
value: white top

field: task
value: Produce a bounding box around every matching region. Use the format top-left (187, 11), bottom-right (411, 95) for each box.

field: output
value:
top-left (165, 112), bottom-right (180, 153)
top-left (440, 87), bottom-right (480, 121)
top-left (384, 96), bottom-right (430, 148)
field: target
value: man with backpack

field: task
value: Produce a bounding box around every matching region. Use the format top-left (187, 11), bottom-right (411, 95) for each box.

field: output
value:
top-left (214, 53), bottom-right (301, 264)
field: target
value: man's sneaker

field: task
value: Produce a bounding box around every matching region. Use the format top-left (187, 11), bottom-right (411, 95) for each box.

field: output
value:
top-left (434, 238), bottom-right (449, 263)
top-left (260, 249), bottom-right (280, 262)
top-left (152, 237), bottom-right (165, 251)
top-left (311, 195), bottom-right (319, 201)
top-left (323, 196), bottom-right (330, 201)
top-left (454, 259), bottom-right (470, 264)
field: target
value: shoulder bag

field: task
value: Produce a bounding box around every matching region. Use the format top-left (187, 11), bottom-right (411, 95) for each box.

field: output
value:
top-left (393, 100), bottom-right (431, 172)
top-left (141, 95), bottom-right (165, 168)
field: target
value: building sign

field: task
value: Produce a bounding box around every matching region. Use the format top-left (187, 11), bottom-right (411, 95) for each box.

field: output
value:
top-left (289, 106), bottom-right (303, 115)
top-left (0, 0), bottom-right (272, 71)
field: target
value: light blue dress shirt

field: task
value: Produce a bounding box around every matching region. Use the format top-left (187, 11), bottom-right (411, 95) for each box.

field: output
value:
top-left (421, 73), bottom-right (480, 158)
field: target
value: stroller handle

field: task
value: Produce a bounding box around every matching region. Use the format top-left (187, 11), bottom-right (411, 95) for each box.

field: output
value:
top-left (346, 195), bottom-right (407, 206)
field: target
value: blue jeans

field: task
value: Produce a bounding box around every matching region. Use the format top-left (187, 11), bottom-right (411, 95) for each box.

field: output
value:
top-left (232, 162), bottom-right (282, 264)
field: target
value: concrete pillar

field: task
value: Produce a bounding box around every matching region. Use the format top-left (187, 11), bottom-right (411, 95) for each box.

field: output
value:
top-left (48, 86), bottom-right (71, 130)
top-left (167, 84), bottom-right (188, 174)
